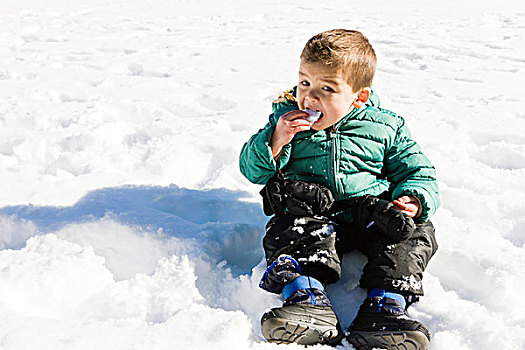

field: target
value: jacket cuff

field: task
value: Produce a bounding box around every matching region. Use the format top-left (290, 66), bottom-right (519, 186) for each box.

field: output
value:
top-left (393, 186), bottom-right (439, 223)
top-left (254, 126), bottom-right (291, 171)
top-left (411, 195), bottom-right (423, 218)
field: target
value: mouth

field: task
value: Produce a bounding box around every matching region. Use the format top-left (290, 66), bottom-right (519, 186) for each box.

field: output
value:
top-left (303, 108), bottom-right (323, 124)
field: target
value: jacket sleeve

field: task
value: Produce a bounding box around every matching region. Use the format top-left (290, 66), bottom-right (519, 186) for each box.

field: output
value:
top-left (384, 117), bottom-right (440, 222)
top-left (239, 91), bottom-right (298, 184)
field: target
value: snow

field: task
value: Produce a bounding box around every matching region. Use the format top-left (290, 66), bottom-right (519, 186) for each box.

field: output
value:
top-left (0, 0), bottom-right (524, 349)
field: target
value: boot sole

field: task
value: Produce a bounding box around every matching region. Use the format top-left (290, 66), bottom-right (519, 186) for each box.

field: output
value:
top-left (347, 330), bottom-right (430, 350)
top-left (261, 306), bottom-right (341, 345)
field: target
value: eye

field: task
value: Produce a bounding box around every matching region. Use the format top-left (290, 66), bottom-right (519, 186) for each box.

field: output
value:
top-left (322, 86), bottom-right (335, 92)
top-left (299, 80), bottom-right (310, 87)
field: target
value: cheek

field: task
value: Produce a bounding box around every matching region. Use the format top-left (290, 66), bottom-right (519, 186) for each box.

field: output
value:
top-left (337, 98), bottom-right (353, 114)
top-left (296, 92), bottom-right (305, 109)
top-left (329, 101), bottom-right (347, 115)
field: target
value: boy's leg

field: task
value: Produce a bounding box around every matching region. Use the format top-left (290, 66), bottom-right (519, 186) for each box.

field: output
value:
top-left (262, 214), bottom-right (342, 289)
top-left (357, 220), bottom-right (438, 296)
top-left (345, 220), bottom-right (438, 350)
top-left (259, 214), bottom-right (343, 345)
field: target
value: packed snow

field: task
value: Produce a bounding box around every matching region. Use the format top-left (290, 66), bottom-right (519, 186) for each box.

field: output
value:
top-left (0, 0), bottom-right (524, 349)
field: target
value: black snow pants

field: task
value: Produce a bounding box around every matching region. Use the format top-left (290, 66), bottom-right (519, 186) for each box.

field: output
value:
top-left (261, 214), bottom-right (438, 297)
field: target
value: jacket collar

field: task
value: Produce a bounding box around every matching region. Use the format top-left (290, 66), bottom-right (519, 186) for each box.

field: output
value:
top-left (332, 89), bottom-right (380, 131)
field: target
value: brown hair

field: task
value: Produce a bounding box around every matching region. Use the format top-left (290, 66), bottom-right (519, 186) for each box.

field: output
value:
top-left (300, 29), bottom-right (376, 91)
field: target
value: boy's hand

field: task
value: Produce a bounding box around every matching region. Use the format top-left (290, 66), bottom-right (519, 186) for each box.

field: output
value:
top-left (393, 195), bottom-right (421, 217)
top-left (270, 110), bottom-right (312, 158)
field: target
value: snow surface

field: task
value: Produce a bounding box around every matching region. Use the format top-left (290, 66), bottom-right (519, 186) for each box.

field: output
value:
top-left (0, 0), bottom-right (524, 349)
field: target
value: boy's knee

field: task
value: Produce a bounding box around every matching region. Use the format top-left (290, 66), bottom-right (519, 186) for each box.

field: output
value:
top-left (412, 220), bottom-right (438, 259)
top-left (263, 215), bottom-right (336, 262)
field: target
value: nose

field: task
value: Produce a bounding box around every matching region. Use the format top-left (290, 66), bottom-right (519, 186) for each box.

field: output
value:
top-left (305, 91), bottom-right (319, 104)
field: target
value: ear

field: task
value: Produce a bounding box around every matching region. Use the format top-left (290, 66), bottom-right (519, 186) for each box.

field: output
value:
top-left (352, 88), bottom-right (371, 109)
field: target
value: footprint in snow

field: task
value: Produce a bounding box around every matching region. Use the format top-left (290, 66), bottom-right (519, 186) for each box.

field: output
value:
top-left (198, 95), bottom-right (236, 111)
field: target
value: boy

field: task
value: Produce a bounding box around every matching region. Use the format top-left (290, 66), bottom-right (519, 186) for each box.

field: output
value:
top-left (239, 29), bottom-right (439, 350)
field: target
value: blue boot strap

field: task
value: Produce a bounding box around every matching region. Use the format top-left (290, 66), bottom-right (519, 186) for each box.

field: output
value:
top-left (368, 288), bottom-right (407, 310)
top-left (282, 276), bottom-right (324, 302)
top-left (259, 255), bottom-right (303, 289)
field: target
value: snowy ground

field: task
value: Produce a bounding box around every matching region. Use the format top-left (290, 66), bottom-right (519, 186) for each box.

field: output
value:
top-left (0, 0), bottom-right (524, 349)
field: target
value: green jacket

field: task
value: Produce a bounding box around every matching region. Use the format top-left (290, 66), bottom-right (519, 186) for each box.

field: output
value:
top-left (239, 87), bottom-right (440, 223)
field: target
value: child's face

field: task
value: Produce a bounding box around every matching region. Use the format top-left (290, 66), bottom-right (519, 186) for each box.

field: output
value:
top-left (297, 60), bottom-right (358, 131)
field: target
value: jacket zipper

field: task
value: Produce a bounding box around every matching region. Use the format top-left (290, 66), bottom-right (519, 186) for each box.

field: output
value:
top-left (329, 126), bottom-right (342, 200)
top-left (328, 107), bottom-right (361, 201)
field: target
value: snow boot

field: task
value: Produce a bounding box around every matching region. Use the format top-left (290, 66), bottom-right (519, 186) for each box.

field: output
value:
top-left (261, 276), bottom-right (342, 345)
top-left (355, 195), bottom-right (416, 242)
top-left (346, 289), bottom-right (430, 350)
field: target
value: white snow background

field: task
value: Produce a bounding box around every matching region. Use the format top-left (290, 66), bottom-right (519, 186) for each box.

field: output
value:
top-left (0, 0), bottom-right (524, 349)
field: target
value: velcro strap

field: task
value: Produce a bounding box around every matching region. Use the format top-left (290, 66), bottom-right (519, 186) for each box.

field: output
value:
top-left (282, 276), bottom-right (324, 301)
top-left (368, 288), bottom-right (406, 310)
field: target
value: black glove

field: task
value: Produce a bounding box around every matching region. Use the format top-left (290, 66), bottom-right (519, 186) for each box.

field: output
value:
top-left (260, 173), bottom-right (334, 217)
top-left (355, 195), bottom-right (415, 241)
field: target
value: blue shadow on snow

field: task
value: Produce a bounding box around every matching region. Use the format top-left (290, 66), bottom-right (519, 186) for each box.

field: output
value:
top-left (0, 184), bottom-right (268, 273)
